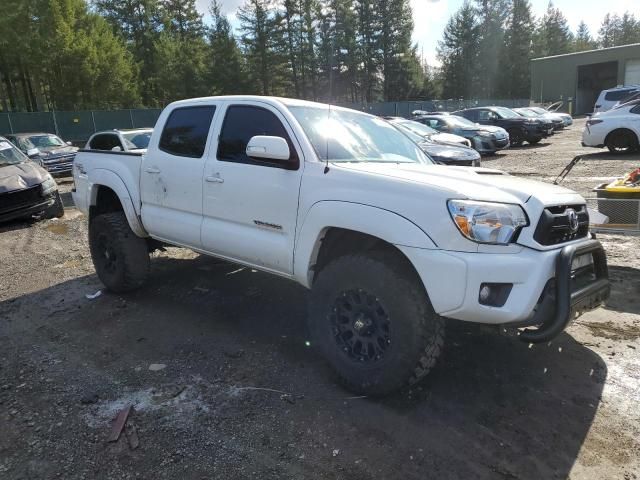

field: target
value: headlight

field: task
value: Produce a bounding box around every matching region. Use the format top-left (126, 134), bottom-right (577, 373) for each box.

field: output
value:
top-left (41, 176), bottom-right (57, 196)
top-left (524, 120), bottom-right (538, 125)
top-left (447, 200), bottom-right (528, 244)
top-left (478, 131), bottom-right (493, 137)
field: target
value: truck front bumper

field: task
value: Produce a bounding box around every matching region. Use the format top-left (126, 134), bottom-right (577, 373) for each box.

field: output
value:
top-left (398, 239), bottom-right (610, 342)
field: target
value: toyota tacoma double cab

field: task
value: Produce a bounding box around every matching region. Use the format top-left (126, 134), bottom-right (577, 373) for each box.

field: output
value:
top-left (72, 96), bottom-right (610, 396)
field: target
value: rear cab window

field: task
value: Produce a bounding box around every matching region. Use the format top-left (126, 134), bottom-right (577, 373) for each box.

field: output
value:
top-left (159, 106), bottom-right (216, 158)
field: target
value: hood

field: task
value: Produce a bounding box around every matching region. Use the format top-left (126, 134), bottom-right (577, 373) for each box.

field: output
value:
top-left (37, 145), bottom-right (78, 156)
top-left (471, 125), bottom-right (505, 134)
top-left (430, 132), bottom-right (468, 145)
top-left (334, 162), bottom-right (581, 205)
top-left (0, 161), bottom-right (49, 194)
top-left (420, 143), bottom-right (480, 161)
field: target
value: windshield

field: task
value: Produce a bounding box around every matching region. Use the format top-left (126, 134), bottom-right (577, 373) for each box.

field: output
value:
top-left (26, 134), bottom-right (66, 149)
top-left (395, 120), bottom-right (438, 136)
top-left (123, 131), bottom-right (152, 149)
top-left (0, 140), bottom-right (27, 166)
top-left (493, 107), bottom-right (521, 119)
top-left (529, 107), bottom-right (547, 115)
top-left (446, 116), bottom-right (479, 128)
top-left (515, 109), bottom-right (537, 118)
top-left (289, 106), bottom-right (432, 164)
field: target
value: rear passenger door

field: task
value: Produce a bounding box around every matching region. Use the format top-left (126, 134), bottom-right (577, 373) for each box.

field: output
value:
top-left (201, 101), bottom-right (304, 274)
top-left (140, 104), bottom-right (218, 248)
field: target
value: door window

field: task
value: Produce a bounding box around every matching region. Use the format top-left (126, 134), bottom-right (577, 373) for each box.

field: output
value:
top-left (631, 104), bottom-right (640, 114)
top-left (478, 110), bottom-right (498, 122)
top-left (217, 105), bottom-right (298, 168)
top-left (159, 106), bottom-right (216, 158)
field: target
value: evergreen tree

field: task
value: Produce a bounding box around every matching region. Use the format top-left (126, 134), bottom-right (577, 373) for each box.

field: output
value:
top-left (474, 0), bottom-right (509, 98)
top-left (497, 0), bottom-right (534, 98)
top-left (437, 2), bottom-right (479, 99)
top-left (598, 13), bottom-right (621, 48)
top-left (207, 0), bottom-right (248, 95)
top-left (94, 0), bottom-right (163, 105)
top-left (238, 0), bottom-right (288, 95)
top-left (573, 21), bottom-right (595, 52)
top-left (534, 1), bottom-right (573, 57)
top-left (378, 0), bottom-right (419, 101)
top-left (617, 12), bottom-right (640, 46)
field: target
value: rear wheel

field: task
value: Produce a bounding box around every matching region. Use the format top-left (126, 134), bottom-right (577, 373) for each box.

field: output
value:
top-left (508, 128), bottom-right (524, 147)
top-left (606, 130), bottom-right (639, 154)
top-left (308, 253), bottom-right (445, 396)
top-left (89, 212), bottom-right (150, 292)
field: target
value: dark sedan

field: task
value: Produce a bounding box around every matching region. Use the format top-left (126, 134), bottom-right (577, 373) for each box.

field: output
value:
top-left (5, 132), bottom-right (77, 175)
top-left (390, 122), bottom-right (481, 167)
top-left (414, 114), bottom-right (510, 155)
top-left (452, 107), bottom-right (550, 147)
top-left (0, 137), bottom-right (64, 222)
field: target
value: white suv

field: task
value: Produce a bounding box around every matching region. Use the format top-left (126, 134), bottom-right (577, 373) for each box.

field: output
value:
top-left (593, 86), bottom-right (640, 114)
top-left (582, 100), bottom-right (640, 153)
top-left (85, 128), bottom-right (153, 153)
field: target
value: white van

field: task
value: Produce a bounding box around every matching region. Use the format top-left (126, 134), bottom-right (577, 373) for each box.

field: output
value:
top-left (593, 86), bottom-right (640, 114)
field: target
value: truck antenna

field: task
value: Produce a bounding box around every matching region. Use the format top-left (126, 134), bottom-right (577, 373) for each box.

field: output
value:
top-left (324, 104), bottom-right (330, 174)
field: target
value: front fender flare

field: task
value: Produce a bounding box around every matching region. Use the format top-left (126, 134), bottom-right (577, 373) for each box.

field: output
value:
top-left (293, 201), bottom-right (437, 287)
top-left (88, 169), bottom-right (147, 238)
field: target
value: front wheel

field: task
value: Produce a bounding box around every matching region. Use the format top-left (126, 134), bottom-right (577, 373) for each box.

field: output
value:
top-left (308, 253), bottom-right (445, 396)
top-left (89, 212), bottom-right (150, 292)
top-left (508, 129), bottom-right (524, 147)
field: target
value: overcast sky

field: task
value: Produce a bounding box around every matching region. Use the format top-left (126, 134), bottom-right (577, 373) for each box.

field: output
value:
top-left (195, 0), bottom-right (640, 65)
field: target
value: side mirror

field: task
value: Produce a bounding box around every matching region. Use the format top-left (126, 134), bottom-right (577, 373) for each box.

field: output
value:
top-left (246, 135), bottom-right (291, 162)
top-left (27, 148), bottom-right (40, 157)
top-left (66, 141), bottom-right (72, 146)
top-left (111, 146), bottom-right (122, 152)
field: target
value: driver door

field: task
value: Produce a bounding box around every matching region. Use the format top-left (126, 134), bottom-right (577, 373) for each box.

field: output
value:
top-left (201, 101), bottom-right (304, 274)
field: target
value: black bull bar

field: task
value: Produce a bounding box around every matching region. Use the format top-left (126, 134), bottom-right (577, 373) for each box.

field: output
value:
top-left (519, 239), bottom-right (610, 343)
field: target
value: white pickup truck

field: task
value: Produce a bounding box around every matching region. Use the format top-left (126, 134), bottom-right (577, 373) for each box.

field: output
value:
top-left (72, 96), bottom-right (610, 395)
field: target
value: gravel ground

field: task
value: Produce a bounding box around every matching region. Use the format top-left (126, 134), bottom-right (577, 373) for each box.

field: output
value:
top-left (1, 119), bottom-right (639, 479)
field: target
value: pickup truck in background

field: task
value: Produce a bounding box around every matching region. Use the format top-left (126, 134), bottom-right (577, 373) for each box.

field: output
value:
top-left (72, 96), bottom-right (610, 396)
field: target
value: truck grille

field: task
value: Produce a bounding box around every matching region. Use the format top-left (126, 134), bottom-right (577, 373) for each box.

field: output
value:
top-left (0, 185), bottom-right (43, 214)
top-left (534, 204), bottom-right (589, 246)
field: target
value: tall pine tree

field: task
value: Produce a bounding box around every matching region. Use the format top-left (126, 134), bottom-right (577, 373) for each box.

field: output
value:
top-left (497, 0), bottom-right (534, 99)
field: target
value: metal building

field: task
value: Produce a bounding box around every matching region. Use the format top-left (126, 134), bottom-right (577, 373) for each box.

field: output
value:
top-left (530, 43), bottom-right (640, 115)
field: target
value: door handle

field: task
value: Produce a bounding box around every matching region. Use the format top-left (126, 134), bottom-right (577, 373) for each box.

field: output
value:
top-left (145, 166), bottom-right (161, 174)
top-left (205, 173), bottom-right (224, 184)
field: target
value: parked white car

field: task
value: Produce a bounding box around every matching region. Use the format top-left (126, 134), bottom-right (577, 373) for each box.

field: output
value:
top-left (72, 96), bottom-right (610, 396)
top-left (582, 100), bottom-right (640, 153)
top-left (85, 128), bottom-right (153, 153)
top-left (593, 86), bottom-right (640, 114)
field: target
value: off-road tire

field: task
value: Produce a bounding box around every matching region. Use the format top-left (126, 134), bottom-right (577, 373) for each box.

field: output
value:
top-left (508, 129), bottom-right (524, 147)
top-left (308, 253), bottom-right (445, 396)
top-left (89, 212), bottom-right (150, 293)
top-left (44, 191), bottom-right (65, 219)
top-left (606, 130), bottom-right (639, 154)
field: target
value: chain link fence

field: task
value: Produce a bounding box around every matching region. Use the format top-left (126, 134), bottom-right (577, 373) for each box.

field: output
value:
top-left (0, 109), bottom-right (162, 145)
top-left (0, 100), bottom-right (529, 144)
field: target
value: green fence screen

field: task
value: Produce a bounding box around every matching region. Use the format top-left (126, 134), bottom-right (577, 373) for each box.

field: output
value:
top-left (0, 101), bottom-right (529, 144)
top-left (0, 109), bottom-right (162, 144)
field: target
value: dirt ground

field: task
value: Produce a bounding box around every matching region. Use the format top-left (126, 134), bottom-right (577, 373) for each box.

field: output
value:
top-left (1, 119), bottom-right (639, 479)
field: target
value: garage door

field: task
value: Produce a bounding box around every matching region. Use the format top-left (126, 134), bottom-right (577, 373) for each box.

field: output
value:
top-left (625, 59), bottom-right (640, 85)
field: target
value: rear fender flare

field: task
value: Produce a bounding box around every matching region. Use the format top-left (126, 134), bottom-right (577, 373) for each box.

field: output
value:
top-left (88, 169), bottom-right (147, 238)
